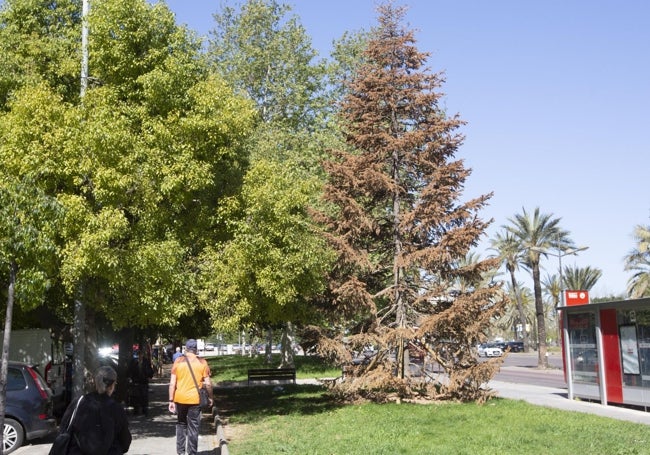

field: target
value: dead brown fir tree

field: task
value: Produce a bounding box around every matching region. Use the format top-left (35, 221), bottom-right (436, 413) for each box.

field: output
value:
top-left (311, 3), bottom-right (507, 403)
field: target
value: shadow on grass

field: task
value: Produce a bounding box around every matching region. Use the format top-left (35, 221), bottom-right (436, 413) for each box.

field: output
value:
top-left (215, 383), bottom-right (343, 425)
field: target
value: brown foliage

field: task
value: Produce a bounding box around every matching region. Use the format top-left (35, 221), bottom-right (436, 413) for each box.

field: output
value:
top-left (312, 3), bottom-right (505, 403)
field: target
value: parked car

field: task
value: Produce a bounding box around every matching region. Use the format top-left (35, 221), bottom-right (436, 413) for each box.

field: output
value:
top-left (477, 343), bottom-right (503, 357)
top-left (3, 361), bottom-right (57, 454)
top-left (352, 349), bottom-right (377, 365)
top-left (204, 343), bottom-right (215, 351)
top-left (575, 349), bottom-right (598, 368)
top-left (506, 341), bottom-right (525, 352)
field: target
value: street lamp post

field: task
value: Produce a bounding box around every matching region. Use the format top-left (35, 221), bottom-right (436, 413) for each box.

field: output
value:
top-left (532, 246), bottom-right (589, 305)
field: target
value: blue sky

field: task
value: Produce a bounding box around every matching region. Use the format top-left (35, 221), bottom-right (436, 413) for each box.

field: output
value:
top-left (162, 0), bottom-right (649, 298)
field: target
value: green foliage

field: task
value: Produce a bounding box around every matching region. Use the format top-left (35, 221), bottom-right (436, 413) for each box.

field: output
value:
top-left (505, 207), bottom-right (573, 366)
top-left (199, 159), bottom-right (335, 331)
top-left (0, 0), bottom-right (82, 106)
top-left (88, 0), bottom-right (191, 103)
top-left (0, 177), bottom-right (61, 309)
top-left (0, 82), bottom-right (65, 310)
top-left (562, 265), bottom-right (603, 291)
top-left (200, 0), bottom-right (337, 334)
top-left (625, 225), bottom-right (650, 298)
top-left (0, 0), bottom-right (256, 335)
top-left (208, 0), bottom-right (327, 131)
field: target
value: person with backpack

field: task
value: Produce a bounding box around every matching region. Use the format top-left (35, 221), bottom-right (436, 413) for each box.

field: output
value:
top-left (54, 365), bottom-right (132, 455)
top-left (168, 339), bottom-right (213, 455)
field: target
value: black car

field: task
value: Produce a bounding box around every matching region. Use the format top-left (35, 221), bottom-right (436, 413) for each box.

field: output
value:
top-left (3, 361), bottom-right (57, 454)
top-left (506, 341), bottom-right (524, 352)
top-left (493, 341), bottom-right (524, 353)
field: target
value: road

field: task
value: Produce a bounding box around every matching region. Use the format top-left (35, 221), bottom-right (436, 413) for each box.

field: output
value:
top-left (496, 351), bottom-right (566, 389)
top-left (500, 351), bottom-right (563, 369)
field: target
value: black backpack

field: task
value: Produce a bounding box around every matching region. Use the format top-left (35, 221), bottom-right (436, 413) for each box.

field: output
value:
top-left (72, 394), bottom-right (114, 455)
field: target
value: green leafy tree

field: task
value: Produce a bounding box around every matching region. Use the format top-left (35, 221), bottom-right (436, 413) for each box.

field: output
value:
top-left (0, 82), bottom-right (64, 442)
top-left (208, 0), bottom-right (326, 131)
top-left (0, 0), bottom-right (81, 107)
top-left (625, 224), bottom-right (650, 298)
top-left (505, 207), bottom-right (572, 368)
top-left (0, 0), bottom-right (256, 397)
top-left (67, 0), bottom-right (253, 389)
top-left (198, 160), bottom-right (334, 334)
top-left (315, 3), bottom-right (504, 402)
top-left (206, 0), bottom-right (336, 365)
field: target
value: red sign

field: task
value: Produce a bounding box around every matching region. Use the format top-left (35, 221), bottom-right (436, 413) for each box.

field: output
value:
top-left (564, 290), bottom-right (590, 306)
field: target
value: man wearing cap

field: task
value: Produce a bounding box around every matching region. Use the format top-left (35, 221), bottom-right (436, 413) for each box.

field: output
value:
top-left (168, 339), bottom-right (213, 455)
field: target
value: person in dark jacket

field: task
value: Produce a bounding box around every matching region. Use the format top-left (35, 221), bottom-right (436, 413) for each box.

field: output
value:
top-left (57, 366), bottom-right (131, 454)
top-left (128, 349), bottom-right (154, 415)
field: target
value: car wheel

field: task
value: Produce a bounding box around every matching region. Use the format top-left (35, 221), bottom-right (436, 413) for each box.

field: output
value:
top-left (3, 418), bottom-right (24, 454)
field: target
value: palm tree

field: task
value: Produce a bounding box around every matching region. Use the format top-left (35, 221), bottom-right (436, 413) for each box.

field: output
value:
top-left (625, 224), bottom-right (650, 298)
top-left (490, 229), bottom-right (530, 352)
top-left (563, 265), bottom-right (602, 291)
top-left (505, 207), bottom-right (572, 368)
top-left (541, 273), bottom-right (561, 346)
top-left (542, 273), bottom-right (561, 307)
top-left (496, 283), bottom-right (534, 342)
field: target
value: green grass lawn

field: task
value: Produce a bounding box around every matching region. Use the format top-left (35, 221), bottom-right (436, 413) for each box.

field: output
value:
top-left (208, 355), bottom-right (650, 455)
top-left (206, 353), bottom-right (341, 383)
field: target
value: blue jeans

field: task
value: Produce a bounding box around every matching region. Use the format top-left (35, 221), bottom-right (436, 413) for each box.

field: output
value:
top-left (175, 403), bottom-right (201, 455)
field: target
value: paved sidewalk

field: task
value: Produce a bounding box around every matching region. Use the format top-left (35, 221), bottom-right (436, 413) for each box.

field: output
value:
top-left (489, 368), bottom-right (650, 426)
top-left (15, 378), bottom-right (218, 455)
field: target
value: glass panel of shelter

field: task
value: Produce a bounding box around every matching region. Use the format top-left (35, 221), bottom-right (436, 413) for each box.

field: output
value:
top-left (617, 309), bottom-right (650, 388)
top-left (567, 312), bottom-right (598, 384)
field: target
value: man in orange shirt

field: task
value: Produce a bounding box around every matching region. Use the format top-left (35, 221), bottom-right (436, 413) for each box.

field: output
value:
top-left (168, 339), bottom-right (213, 455)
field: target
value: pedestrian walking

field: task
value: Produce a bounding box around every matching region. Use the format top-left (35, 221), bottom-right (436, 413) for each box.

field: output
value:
top-left (128, 349), bottom-right (154, 415)
top-left (172, 346), bottom-right (183, 362)
top-left (168, 339), bottom-right (213, 455)
top-left (53, 366), bottom-right (131, 455)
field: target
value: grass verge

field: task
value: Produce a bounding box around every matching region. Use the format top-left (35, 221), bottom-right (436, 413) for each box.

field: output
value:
top-left (209, 355), bottom-right (649, 454)
top-left (221, 385), bottom-right (649, 454)
top-left (206, 354), bottom-right (340, 383)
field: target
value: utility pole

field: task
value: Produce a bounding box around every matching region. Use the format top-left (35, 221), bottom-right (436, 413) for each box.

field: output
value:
top-left (73, 0), bottom-right (89, 400)
top-left (81, 0), bottom-right (89, 97)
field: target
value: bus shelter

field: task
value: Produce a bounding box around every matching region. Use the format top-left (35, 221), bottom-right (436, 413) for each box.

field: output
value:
top-left (561, 296), bottom-right (650, 409)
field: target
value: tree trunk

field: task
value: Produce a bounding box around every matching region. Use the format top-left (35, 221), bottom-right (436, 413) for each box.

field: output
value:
top-left (392, 146), bottom-right (406, 380)
top-left (240, 330), bottom-right (246, 356)
top-left (532, 263), bottom-right (548, 368)
top-left (0, 260), bottom-right (17, 449)
top-left (509, 269), bottom-right (530, 352)
top-left (72, 284), bottom-right (86, 399)
top-left (265, 327), bottom-right (273, 364)
top-left (115, 328), bottom-right (133, 404)
top-left (279, 322), bottom-right (295, 368)
top-left (84, 305), bottom-right (99, 378)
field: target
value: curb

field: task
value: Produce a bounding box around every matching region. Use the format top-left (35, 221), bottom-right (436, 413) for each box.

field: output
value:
top-left (214, 414), bottom-right (229, 455)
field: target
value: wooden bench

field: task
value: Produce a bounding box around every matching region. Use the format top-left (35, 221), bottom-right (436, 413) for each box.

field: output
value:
top-left (247, 368), bottom-right (296, 386)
